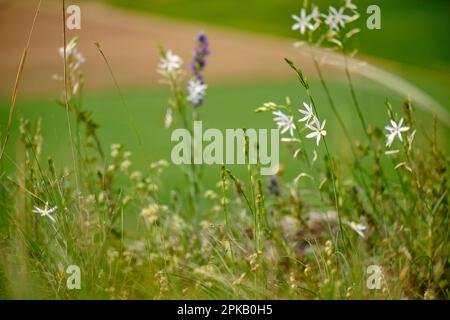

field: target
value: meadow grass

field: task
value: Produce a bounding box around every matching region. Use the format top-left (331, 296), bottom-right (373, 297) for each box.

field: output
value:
top-left (0, 1), bottom-right (449, 300)
top-left (1, 76), bottom-right (448, 299)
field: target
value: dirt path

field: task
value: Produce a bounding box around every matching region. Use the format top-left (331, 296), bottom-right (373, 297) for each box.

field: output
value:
top-left (0, 0), bottom-right (318, 96)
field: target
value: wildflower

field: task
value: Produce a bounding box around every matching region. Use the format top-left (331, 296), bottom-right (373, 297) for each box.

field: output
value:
top-left (323, 11), bottom-right (338, 30)
top-left (32, 202), bottom-right (57, 223)
top-left (323, 6), bottom-right (350, 31)
top-left (385, 118), bottom-right (410, 147)
top-left (187, 32), bottom-right (210, 107)
top-left (57, 38), bottom-right (85, 98)
top-left (59, 38), bottom-right (85, 69)
top-left (273, 111), bottom-right (296, 136)
top-left (344, 221), bottom-right (367, 239)
top-left (291, 8), bottom-right (314, 35)
top-left (187, 78), bottom-right (208, 107)
top-left (158, 50), bottom-right (183, 73)
top-left (332, 6), bottom-right (351, 28)
top-left (298, 102), bottom-right (314, 123)
top-left (190, 31), bottom-right (210, 82)
top-left (305, 117), bottom-right (327, 146)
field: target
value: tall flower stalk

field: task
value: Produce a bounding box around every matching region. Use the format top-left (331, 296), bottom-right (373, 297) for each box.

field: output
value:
top-left (188, 32), bottom-right (210, 120)
top-left (158, 32), bottom-right (211, 220)
top-left (284, 59), bottom-right (344, 242)
top-left (290, 1), bottom-right (390, 229)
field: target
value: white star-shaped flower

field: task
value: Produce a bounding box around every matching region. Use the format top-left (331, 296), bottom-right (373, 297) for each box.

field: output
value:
top-left (273, 111), bottom-right (296, 137)
top-left (331, 6), bottom-right (351, 28)
top-left (345, 221), bottom-right (367, 239)
top-left (187, 78), bottom-right (208, 106)
top-left (323, 6), bottom-right (350, 30)
top-left (292, 9), bottom-right (314, 35)
top-left (33, 202), bottom-right (57, 223)
top-left (159, 50), bottom-right (183, 73)
top-left (385, 118), bottom-right (410, 148)
top-left (59, 45), bottom-right (85, 69)
top-left (323, 12), bottom-right (337, 31)
top-left (305, 117), bottom-right (327, 146)
top-left (298, 102), bottom-right (314, 123)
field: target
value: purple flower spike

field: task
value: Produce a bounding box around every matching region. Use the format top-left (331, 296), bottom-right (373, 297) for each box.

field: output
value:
top-left (190, 32), bottom-right (211, 89)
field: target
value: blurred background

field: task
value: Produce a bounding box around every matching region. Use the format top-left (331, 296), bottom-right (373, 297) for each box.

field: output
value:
top-left (1, 0), bottom-right (449, 198)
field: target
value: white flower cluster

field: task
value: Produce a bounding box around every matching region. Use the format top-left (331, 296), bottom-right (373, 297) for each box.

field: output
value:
top-left (59, 39), bottom-right (85, 70)
top-left (272, 111), bottom-right (296, 137)
top-left (57, 37), bottom-right (85, 96)
top-left (158, 49), bottom-right (208, 111)
top-left (291, 0), bottom-right (359, 36)
top-left (158, 50), bottom-right (183, 73)
top-left (187, 78), bottom-right (208, 107)
top-left (272, 102), bottom-right (327, 146)
top-left (299, 102), bottom-right (327, 146)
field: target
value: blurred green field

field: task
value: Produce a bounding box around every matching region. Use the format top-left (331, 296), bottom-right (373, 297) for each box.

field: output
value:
top-left (106, 0), bottom-right (450, 72)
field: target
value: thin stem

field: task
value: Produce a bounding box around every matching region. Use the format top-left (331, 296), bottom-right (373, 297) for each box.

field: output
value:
top-left (308, 44), bottom-right (383, 229)
top-left (62, 0), bottom-right (81, 210)
top-left (0, 0), bottom-right (42, 161)
top-left (168, 72), bottom-right (201, 219)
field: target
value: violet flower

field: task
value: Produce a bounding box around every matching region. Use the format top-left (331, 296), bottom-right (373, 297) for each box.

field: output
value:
top-left (188, 32), bottom-right (210, 108)
top-left (190, 31), bottom-right (210, 82)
